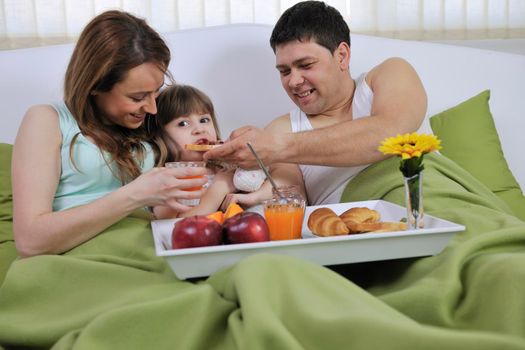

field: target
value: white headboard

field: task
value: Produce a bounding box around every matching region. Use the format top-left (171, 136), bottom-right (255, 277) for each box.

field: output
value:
top-left (1, 24), bottom-right (524, 187)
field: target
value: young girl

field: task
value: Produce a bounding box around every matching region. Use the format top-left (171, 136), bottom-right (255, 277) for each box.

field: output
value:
top-left (149, 84), bottom-right (305, 219)
top-left (11, 11), bottom-right (207, 257)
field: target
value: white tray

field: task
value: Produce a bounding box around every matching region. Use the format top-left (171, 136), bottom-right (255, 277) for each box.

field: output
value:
top-left (151, 200), bottom-right (465, 279)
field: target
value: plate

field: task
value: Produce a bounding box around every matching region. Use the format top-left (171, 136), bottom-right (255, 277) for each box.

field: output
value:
top-left (151, 200), bottom-right (465, 279)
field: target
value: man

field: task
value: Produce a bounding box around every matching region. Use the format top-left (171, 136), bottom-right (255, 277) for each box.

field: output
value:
top-left (205, 1), bottom-right (427, 205)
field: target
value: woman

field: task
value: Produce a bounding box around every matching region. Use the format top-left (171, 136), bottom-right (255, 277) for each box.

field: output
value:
top-left (11, 10), bottom-right (206, 257)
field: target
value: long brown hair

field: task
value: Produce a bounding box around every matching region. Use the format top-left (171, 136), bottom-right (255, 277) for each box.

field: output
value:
top-left (148, 85), bottom-right (221, 164)
top-left (64, 10), bottom-right (171, 183)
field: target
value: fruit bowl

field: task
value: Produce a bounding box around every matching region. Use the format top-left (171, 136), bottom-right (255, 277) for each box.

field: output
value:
top-left (151, 200), bottom-right (465, 279)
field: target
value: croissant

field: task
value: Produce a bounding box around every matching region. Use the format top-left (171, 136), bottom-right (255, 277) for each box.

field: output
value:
top-left (368, 222), bottom-right (407, 233)
top-left (344, 221), bottom-right (407, 234)
top-left (339, 207), bottom-right (380, 225)
top-left (339, 207), bottom-right (406, 234)
top-left (307, 208), bottom-right (349, 236)
top-left (340, 207), bottom-right (379, 234)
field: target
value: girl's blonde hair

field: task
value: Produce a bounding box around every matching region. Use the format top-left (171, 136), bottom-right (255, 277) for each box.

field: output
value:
top-left (149, 85), bottom-right (221, 164)
top-left (64, 10), bottom-right (171, 183)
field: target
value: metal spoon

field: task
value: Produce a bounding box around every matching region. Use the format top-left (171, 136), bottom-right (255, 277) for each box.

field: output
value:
top-left (246, 143), bottom-right (285, 199)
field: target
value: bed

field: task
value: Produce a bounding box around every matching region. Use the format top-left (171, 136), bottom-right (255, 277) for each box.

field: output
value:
top-left (0, 24), bottom-right (524, 349)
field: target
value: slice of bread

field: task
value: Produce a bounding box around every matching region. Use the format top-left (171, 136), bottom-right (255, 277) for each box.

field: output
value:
top-left (184, 143), bottom-right (222, 151)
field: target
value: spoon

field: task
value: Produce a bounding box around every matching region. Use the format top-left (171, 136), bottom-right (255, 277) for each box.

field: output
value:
top-left (246, 143), bottom-right (285, 199)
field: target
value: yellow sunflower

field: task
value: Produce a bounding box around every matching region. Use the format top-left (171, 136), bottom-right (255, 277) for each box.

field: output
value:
top-left (378, 132), bottom-right (441, 177)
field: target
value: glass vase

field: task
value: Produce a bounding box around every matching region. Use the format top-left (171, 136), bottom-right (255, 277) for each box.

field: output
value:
top-left (404, 171), bottom-right (424, 229)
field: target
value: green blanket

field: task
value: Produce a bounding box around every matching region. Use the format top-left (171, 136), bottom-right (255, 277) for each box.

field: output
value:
top-left (0, 153), bottom-right (524, 349)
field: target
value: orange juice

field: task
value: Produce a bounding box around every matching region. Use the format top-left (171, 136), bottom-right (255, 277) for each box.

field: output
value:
top-left (165, 161), bottom-right (207, 206)
top-left (264, 203), bottom-right (305, 240)
top-left (182, 175), bottom-right (205, 191)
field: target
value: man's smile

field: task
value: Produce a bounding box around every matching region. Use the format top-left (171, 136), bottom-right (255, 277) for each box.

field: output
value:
top-left (295, 88), bottom-right (315, 98)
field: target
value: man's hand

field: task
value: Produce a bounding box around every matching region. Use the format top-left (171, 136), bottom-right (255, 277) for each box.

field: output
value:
top-left (203, 125), bottom-right (282, 169)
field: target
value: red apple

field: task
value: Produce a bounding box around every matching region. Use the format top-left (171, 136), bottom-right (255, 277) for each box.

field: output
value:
top-left (172, 216), bottom-right (223, 249)
top-left (223, 212), bottom-right (270, 244)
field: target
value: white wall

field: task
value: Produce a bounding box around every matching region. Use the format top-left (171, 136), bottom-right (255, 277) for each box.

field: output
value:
top-left (433, 39), bottom-right (525, 56)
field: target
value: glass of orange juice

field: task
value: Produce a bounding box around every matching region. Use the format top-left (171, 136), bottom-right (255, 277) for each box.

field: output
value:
top-left (165, 161), bottom-right (209, 206)
top-left (263, 186), bottom-right (306, 241)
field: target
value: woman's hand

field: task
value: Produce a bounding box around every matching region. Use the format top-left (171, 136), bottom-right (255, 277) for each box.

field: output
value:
top-left (124, 166), bottom-right (208, 212)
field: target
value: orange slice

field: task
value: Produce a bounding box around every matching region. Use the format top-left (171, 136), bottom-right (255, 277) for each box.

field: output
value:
top-left (207, 211), bottom-right (225, 225)
top-left (224, 202), bottom-right (243, 220)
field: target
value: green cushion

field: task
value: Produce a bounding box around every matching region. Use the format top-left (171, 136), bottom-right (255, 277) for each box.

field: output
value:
top-left (430, 90), bottom-right (525, 220)
top-left (0, 143), bottom-right (17, 285)
top-left (0, 143), bottom-right (14, 241)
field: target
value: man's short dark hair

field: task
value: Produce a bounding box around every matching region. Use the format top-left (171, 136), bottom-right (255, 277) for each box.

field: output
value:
top-left (270, 1), bottom-right (350, 53)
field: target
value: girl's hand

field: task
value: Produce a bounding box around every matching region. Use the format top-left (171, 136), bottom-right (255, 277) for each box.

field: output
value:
top-left (220, 191), bottom-right (269, 212)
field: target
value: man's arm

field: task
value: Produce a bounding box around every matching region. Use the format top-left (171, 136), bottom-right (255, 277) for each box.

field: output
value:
top-left (205, 58), bottom-right (426, 168)
top-left (216, 115), bottom-right (306, 208)
top-left (203, 115), bottom-right (291, 169)
top-left (286, 57), bottom-right (427, 166)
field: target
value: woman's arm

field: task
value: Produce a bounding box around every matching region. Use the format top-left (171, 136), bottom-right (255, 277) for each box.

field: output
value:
top-left (12, 105), bottom-right (207, 257)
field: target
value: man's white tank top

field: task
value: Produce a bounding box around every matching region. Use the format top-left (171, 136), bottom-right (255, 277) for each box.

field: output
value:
top-left (289, 73), bottom-right (373, 205)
